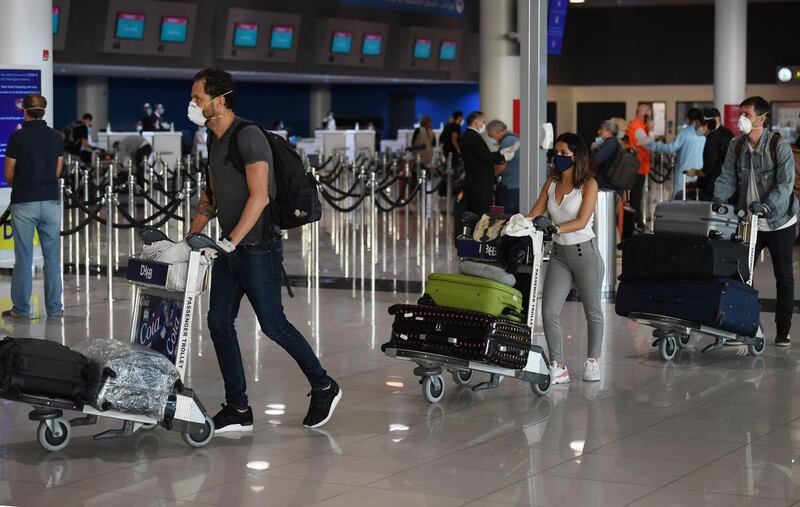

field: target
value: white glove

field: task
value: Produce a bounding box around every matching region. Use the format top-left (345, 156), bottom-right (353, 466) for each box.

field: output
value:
top-left (501, 147), bottom-right (515, 162)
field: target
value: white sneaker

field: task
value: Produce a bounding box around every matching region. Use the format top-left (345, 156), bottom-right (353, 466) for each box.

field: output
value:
top-left (550, 361), bottom-right (571, 384)
top-left (583, 358), bottom-right (601, 382)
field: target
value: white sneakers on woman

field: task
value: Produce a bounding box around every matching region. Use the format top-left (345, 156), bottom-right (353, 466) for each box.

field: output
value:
top-left (583, 358), bottom-right (601, 382)
top-left (550, 359), bottom-right (601, 384)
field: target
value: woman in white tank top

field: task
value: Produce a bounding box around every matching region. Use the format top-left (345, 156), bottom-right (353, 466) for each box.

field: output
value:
top-left (527, 133), bottom-right (604, 384)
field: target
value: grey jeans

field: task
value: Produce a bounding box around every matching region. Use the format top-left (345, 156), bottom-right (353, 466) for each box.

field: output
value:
top-left (542, 238), bottom-right (605, 365)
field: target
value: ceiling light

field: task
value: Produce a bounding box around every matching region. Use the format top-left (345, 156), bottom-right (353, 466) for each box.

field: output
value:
top-left (778, 67), bottom-right (792, 83)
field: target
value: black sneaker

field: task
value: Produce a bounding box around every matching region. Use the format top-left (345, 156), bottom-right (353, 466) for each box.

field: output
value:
top-left (212, 404), bottom-right (253, 434)
top-left (776, 336), bottom-right (792, 347)
top-left (303, 379), bottom-right (342, 428)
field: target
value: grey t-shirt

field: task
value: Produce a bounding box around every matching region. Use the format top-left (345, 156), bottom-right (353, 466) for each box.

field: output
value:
top-left (207, 117), bottom-right (276, 245)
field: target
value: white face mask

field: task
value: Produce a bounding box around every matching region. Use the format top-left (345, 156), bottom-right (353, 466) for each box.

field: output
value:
top-left (738, 113), bottom-right (765, 135)
top-left (187, 101), bottom-right (207, 127)
top-left (477, 124), bottom-right (486, 135)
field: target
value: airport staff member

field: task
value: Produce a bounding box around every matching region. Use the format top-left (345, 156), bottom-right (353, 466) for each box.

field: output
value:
top-left (646, 108), bottom-right (706, 199)
top-left (714, 96), bottom-right (798, 348)
top-left (186, 68), bottom-right (341, 433)
top-left (2, 94), bottom-right (64, 320)
top-left (460, 111), bottom-right (510, 215)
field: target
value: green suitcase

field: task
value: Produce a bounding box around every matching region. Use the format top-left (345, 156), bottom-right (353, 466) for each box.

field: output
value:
top-left (422, 273), bottom-right (525, 321)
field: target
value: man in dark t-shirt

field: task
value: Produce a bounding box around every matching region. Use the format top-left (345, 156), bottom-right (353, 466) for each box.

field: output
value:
top-left (186, 68), bottom-right (340, 433)
top-left (439, 110), bottom-right (463, 166)
top-left (2, 94), bottom-right (64, 320)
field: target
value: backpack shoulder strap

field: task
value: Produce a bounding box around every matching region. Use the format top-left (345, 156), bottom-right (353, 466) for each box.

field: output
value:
top-left (227, 120), bottom-right (263, 175)
top-left (769, 131), bottom-right (781, 167)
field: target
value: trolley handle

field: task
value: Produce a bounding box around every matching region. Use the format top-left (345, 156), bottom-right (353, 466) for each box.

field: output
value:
top-left (185, 232), bottom-right (224, 253)
top-left (139, 227), bottom-right (173, 245)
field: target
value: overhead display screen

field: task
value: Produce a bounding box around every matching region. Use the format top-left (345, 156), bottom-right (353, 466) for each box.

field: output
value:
top-left (413, 37), bottom-right (432, 59)
top-left (270, 25), bottom-right (294, 50)
top-left (116, 12), bottom-right (146, 40)
top-left (233, 22), bottom-right (259, 48)
top-left (160, 16), bottom-right (188, 43)
top-left (439, 40), bottom-right (457, 61)
top-left (331, 31), bottom-right (353, 54)
top-left (0, 70), bottom-right (41, 188)
top-left (52, 7), bottom-right (60, 35)
top-left (362, 34), bottom-right (382, 56)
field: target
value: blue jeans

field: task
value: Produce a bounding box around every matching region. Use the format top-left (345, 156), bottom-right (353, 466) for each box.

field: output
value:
top-left (10, 201), bottom-right (62, 316)
top-left (497, 186), bottom-right (520, 215)
top-left (207, 240), bottom-right (328, 408)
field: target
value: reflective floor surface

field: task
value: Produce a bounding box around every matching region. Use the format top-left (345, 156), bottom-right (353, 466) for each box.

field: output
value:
top-left (0, 227), bottom-right (799, 506)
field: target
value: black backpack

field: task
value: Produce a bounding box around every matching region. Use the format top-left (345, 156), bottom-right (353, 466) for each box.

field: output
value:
top-left (208, 120), bottom-right (322, 231)
top-left (605, 141), bottom-right (640, 190)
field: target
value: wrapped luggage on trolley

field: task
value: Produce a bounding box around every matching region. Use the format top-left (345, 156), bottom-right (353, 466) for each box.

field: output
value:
top-left (0, 228), bottom-right (223, 452)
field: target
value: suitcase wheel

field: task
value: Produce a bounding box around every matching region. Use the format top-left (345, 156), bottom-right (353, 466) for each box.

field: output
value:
top-left (422, 375), bottom-right (444, 404)
top-left (37, 417), bottom-right (71, 452)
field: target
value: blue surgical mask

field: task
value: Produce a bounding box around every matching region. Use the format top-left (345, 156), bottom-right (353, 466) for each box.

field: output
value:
top-left (488, 138), bottom-right (499, 146)
top-left (553, 155), bottom-right (573, 173)
top-left (595, 136), bottom-right (604, 145)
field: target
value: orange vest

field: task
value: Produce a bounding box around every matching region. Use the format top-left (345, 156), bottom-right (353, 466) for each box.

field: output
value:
top-left (626, 117), bottom-right (651, 175)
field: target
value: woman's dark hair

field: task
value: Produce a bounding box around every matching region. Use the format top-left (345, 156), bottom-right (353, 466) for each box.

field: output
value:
top-left (192, 67), bottom-right (237, 112)
top-left (452, 110), bottom-right (463, 121)
top-left (554, 132), bottom-right (590, 187)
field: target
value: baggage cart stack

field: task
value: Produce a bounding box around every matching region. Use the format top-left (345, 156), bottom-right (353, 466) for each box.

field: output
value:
top-left (382, 213), bottom-right (553, 403)
top-left (616, 201), bottom-right (766, 360)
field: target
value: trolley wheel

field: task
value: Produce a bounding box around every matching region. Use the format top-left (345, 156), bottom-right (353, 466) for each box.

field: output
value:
top-left (530, 373), bottom-right (552, 396)
top-left (37, 417), bottom-right (71, 452)
top-left (678, 335), bottom-right (691, 348)
top-left (659, 336), bottom-right (677, 361)
top-left (422, 375), bottom-right (444, 404)
top-left (451, 370), bottom-right (473, 386)
top-left (748, 337), bottom-right (765, 357)
top-left (182, 415), bottom-right (215, 448)
top-left (140, 423), bottom-right (157, 431)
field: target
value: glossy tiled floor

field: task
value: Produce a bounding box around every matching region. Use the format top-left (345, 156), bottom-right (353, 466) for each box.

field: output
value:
top-left (1, 206), bottom-right (800, 506)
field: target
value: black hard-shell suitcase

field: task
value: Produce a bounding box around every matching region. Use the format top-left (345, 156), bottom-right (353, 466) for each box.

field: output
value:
top-left (0, 338), bottom-right (90, 404)
top-left (382, 304), bottom-right (532, 369)
top-left (653, 201), bottom-right (740, 240)
top-left (619, 234), bottom-right (750, 282)
top-left (615, 278), bottom-right (760, 337)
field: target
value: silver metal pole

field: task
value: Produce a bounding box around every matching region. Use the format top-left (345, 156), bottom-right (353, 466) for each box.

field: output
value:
top-left (59, 178), bottom-right (65, 309)
top-left (420, 167), bottom-right (427, 292)
top-left (370, 169), bottom-right (377, 301)
top-left (94, 158), bottom-right (101, 273)
top-left (83, 168), bottom-right (90, 286)
top-left (446, 153), bottom-right (453, 264)
top-left (163, 159), bottom-right (171, 237)
top-left (128, 172), bottom-right (136, 259)
top-left (106, 185), bottom-right (113, 301)
top-left (183, 181), bottom-right (192, 237)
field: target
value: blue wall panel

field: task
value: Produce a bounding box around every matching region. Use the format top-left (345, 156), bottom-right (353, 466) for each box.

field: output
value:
top-left (53, 76), bottom-right (77, 129)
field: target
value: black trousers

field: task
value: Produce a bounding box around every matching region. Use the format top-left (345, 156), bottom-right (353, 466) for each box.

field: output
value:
top-left (623, 174), bottom-right (647, 239)
top-left (755, 224), bottom-right (796, 338)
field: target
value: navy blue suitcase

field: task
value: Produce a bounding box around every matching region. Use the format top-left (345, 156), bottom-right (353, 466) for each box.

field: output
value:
top-left (615, 278), bottom-right (760, 337)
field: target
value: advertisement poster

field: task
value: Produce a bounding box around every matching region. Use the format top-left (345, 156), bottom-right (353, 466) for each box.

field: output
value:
top-left (136, 294), bottom-right (183, 364)
top-left (0, 69), bottom-right (41, 188)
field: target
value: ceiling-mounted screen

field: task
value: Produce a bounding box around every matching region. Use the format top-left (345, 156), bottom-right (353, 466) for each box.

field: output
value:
top-left (331, 31), bottom-right (353, 54)
top-left (160, 16), bottom-right (188, 43)
top-left (52, 7), bottom-right (61, 34)
top-left (270, 25), bottom-right (293, 50)
top-left (233, 22), bottom-right (259, 48)
top-left (413, 37), bottom-right (432, 59)
top-left (439, 40), bottom-right (457, 61)
top-left (362, 34), bottom-right (382, 56)
top-left (115, 12), bottom-right (146, 40)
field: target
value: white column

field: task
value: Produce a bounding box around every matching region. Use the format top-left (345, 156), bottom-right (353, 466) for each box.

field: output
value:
top-left (518, 0), bottom-right (548, 214)
top-left (480, 0), bottom-right (519, 125)
top-left (714, 0), bottom-right (747, 115)
top-left (0, 0), bottom-right (54, 127)
top-left (77, 77), bottom-right (108, 138)
top-left (309, 84), bottom-right (331, 136)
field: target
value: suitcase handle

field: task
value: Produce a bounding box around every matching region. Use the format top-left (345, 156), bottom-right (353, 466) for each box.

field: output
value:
top-left (501, 308), bottom-right (525, 321)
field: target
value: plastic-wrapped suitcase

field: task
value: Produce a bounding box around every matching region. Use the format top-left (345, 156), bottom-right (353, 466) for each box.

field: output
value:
top-left (653, 201), bottom-right (739, 240)
top-left (383, 304), bottom-right (532, 369)
top-left (422, 273), bottom-right (524, 321)
top-left (619, 234), bottom-right (750, 282)
top-left (0, 338), bottom-right (90, 404)
top-left (615, 278), bottom-right (760, 337)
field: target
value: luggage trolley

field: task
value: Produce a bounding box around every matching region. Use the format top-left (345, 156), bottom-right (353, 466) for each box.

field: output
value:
top-left (627, 212), bottom-right (766, 361)
top-left (383, 227), bottom-right (553, 403)
top-left (26, 229), bottom-right (221, 452)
